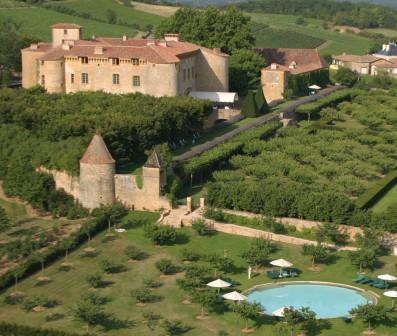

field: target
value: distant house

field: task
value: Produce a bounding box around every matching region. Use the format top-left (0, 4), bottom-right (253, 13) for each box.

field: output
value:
top-left (256, 48), bottom-right (328, 103)
top-left (331, 42), bottom-right (397, 77)
top-left (330, 54), bottom-right (380, 75)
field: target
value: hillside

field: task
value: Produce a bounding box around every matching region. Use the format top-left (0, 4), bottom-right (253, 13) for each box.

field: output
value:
top-left (336, 0), bottom-right (397, 9)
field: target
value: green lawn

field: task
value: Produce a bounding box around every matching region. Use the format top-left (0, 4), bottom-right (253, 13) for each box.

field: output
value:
top-left (365, 28), bottom-right (397, 38)
top-left (53, 0), bottom-right (163, 30)
top-left (0, 211), bottom-right (396, 335)
top-left (250, 13), bottom-right (374, 55)
top-left (0, 6), bottom-right (138, 40)
top-left (372, 184), bottom-right (397, 213)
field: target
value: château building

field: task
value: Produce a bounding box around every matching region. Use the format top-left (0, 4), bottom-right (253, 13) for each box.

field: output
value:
top-left (21, 23), bottom-right (229, 96)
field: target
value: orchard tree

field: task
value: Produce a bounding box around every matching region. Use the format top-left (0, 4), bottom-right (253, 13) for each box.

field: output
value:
top-left (192, 288), bottom-right (218, 317)
top-left (350, 304), bottom-right (388, 330)
top-left (334, 67), bottom-right (357, 87)
top-left (230, 301), bottom-right (263, 331)
top-left (241, 238), bottom-right (276, 270)
top-left (301, 243), bottom-right (329, 269)
top-left (283, 307), bottom-right (317, 336)
top-left (349, 248), bottom-right (378, 273)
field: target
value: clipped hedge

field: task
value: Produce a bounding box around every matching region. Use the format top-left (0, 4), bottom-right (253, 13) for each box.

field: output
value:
top-left (183, 121), bottom-right (282, 175)
top-left (295, 89), bottom-right (360, 119)
top-left (0, 322), bottom-right (79, 336)
top-left (356, 170), bottom-right (397, 209)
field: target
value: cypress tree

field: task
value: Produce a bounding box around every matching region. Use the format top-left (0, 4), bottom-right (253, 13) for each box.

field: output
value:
top-left (254, 84), bottom-right (270, 115)
top-left (241, 91), bottom-right (258, 117)
top-left (0, 206), bottom-right (10, 232)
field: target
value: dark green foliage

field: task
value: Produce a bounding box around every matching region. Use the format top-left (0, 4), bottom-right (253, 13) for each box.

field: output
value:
top-left (283, 307), bottom-right (318, 335)
top-left (180, 248), bottom-right (201, 262)
top-left (239, 0), bottom-right (397, 29)
top-left (155, 258), bottom-right (177, 275)
top-left (241, 91), bottom-right (258, 117)
top-left (241, 238), bottom-right (276, 267)
top-left (285, 69), bottom-right (330, 99)
top-left (86, 274), bottom-right (107, 288)
top-left (192, 288), bottom-right (218, 316)
top-left (100, 259), bottom-right (127, 274)
top-left (0, 206), bottom-right (11, 233)
top-left (177, 264), bottom-right (213, 292)
top-left (131, 287), bottom-right (160, 304)
top-left (191, 218), bottom-right (213, 236)
top-left (144, 224), bottom-right (178, 245)
top-left (334, 67), bottom-right (358, 87)
top-left (229, 301), bottom-right (263, 330)
top-left (356, 171), bottom-right (397, 209)
top-left (229, 49), bottom-right (266, 96)
top-left (22, 296), bottom-right (61, 312)
top-left (124, 245), bottom-right (147, 260)
top-left (106, 9), bottom-right (117, 24)
top-left (349, 249), bottom-right (379, 272)
top-left (254, 84), bottom-right (270, 115)
top-left (156, 7), bottom-right (254, 54)
top-left (301, 244), bottom-right (330, 267)
top-left (161, 319), bottom-right (190, 335)
top-left (203, 253), bottom-right (233, 275)
top-left (0, 322), bottom-right (79, 336)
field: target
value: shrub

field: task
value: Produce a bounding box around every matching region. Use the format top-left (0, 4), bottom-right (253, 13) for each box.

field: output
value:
top-left (241, 91), bottom-right (258, 117)
top-left (22, 296), bottom-right (61, 312)
top-left (161, 319), bottom-right (190, 335)
top-left (191, 218), bottom-right (213, 236)
top-left (0, 322), bottom-right (79, 336)
top-left (143, 278), bottom-right (162, 289)
top-left (180, 248), bottom-right (201, 262)
top-left (203, 208), bottom-right (226, 222)
top-left (100, 259), bottom-right (127, 274)
top-left (131, 287), bottom-right (159, 304)
top-left (86, 274), bottom-right (107, 288)
top-left (155, 258), bottom-right (177, 275)
top-left (124, 245), bottom-right (147, 260)
top-left (144, 224), bottom-right (178, 245)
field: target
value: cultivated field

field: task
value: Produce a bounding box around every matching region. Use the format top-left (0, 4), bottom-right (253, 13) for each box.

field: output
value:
top-left (0, 6), bottom-right (137, 40)
top-left (372, 184), bottom-right (397, 213)
top-left (250, 13), bottom-right (374, 55)
top-left (130, 0), bottom-right (178, 17)
top-left (0, 209), bottom-right (396, 335)
top-left (53, 0), bottom-right (164, 29)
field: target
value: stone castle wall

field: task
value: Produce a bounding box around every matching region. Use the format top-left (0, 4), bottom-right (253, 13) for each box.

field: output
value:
top-left (196, 48), bottom-right (229, 92)
top-left (38, 167), bottom-right (80, 200)
top-left (22, 49), bottom-right (45, 88)
top-left (261, 68), bottom-right (288, 103)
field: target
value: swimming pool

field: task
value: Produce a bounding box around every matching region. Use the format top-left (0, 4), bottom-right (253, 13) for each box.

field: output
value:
top-left (246, 282), bottom-right (376, 319)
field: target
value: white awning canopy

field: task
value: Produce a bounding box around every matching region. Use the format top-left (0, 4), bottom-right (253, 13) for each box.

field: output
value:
top-left (189, 91), bottom-right (238, 104)
top-left (308, 85), bottom-right (321, 90)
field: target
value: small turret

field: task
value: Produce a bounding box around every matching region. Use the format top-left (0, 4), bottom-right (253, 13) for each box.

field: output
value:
top-left (143, 151), bottom-right (167, 195)
top-left (79, 134), bottom-right (115, 209)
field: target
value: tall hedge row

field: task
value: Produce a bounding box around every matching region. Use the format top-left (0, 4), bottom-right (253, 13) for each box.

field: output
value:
top-left (285, 69), bottom-right (330, 99)
top-left (0, 322), bottom-right (79, 336)
top-left (295, 89), bottom-right (360, 119)
top-left (356, 171), bottom-right (397, 209)
top-left (182, 121), bottom-right (282, 175)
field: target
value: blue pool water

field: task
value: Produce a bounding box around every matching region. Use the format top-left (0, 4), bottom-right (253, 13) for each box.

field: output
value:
top-left (247, 283), bottom-right (375, 319)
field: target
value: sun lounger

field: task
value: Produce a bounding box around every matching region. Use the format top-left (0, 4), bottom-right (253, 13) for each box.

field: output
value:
top-left (357, 276), bottom-right (372, 284)
top-left (267, 271), bottom-right (281, 279)
top-left (353, 274), bottom-right (365, 283)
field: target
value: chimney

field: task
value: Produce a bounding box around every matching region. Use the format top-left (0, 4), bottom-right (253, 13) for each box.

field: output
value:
top-left (386, 44), bottom-right (390, 52)
top-left (122, 35), bottom-right (128, 41)
top-left (92, 34), bottom-right (96, 40)
top-left (30, 43), bottom-right (38, 50)
top-left (383, 44), bottom-right (387, 51)
top-left (270, 63), bottom-right (278, 70)
top-left (146, 40), bottom-right (157, 46)
top-left (62, 43), bottom-right (71, 51)
top-left (289, 61), bottom-right (297, 69)
top-left (159, 40), bottom-right (168, 47)
top-left (94, 46), bottom-right (104, 55)
top-left (164, 33), bottom-right (179, 42)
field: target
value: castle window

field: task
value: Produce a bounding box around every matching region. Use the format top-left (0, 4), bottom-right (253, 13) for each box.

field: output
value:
top-left (71, 74), bottom-right (74, 84)
top-left (80, 57), bottom-right (88, 64)
top-left (40, 60), bottom-right (44, 66)
top-left (41, 75), bottom-right (45, 86)
top-left (64, 29), bottom-right (68, 35)
top-left (81, 72), bottom-right (89, 84)
top-left (112, 73), bottom-right (120, 85)
top-left (132, 58), bottom-right (139, 65)
top-left (133, 75), bottom-right (140, 87)
top-left (187, 68), bottom-right (190, 80)
top-left (183, 69), bottom-right (186, 81)
top-left (192, 66), bottom-right (195, 78)
top-left (111, 58), bottom-right (120, 65)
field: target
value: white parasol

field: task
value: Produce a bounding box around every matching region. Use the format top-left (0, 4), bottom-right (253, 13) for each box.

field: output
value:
top-left (222, 291), bottom-right (247, 302)
top-left (272, 306), bottom-right (288, 317)
top-left (270, 259), bottom-right (293, 276)
top-left (207, 278), bottom-right (231, 289)
top-left (383, 290), bottom-right (397, 308)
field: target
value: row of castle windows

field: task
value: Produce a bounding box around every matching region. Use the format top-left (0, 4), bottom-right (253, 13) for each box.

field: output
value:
top-left (75, 73), bottom-right (141, 86)
top-left (79, 56), bottom-right (141, 65)
top-left (182, 66), bottom-right (195, 81)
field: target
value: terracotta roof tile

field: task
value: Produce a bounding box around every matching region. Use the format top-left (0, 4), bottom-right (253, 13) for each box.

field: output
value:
top-left (22, 43), bottom-right (53, 53)
top-left (257, 48), bottom-right (328, 75)
top-left (144, 151), bottom-right (164, 168)
top-left (51, 23), bottom-right (82, 29)
top-left (372, 59), bottom-right (397, 68)
top-left (80, 134), bottom-right (115, 165)
top-left (333, 54), bottom-right (380, 63)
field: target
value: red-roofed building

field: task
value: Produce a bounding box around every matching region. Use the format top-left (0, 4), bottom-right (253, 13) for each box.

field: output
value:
top-left (256, 48), bottom-right (328, 103)
top-left (22, 24), bottom-right (229, 96)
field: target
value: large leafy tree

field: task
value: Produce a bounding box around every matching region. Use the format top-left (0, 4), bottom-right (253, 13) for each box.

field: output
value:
top-left (350, 304), bottom-right (388, 330)
top-left (230, 301), bottom-right (263, 331)
top-left (241, 238), bottom-right (276, 270)
top-left (156, 7), bottom-right (255, 54)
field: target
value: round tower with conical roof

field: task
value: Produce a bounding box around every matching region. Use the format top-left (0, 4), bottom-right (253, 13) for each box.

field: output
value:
top-left (79, 134), bottom-right (115, 209)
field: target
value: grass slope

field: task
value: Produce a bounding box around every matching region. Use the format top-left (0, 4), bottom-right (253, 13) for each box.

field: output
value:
top-left (54, 0), bottom-right (163, 29)
top-left (250, 13), bottom-right (374, 55)
top-left (0, 6), bottom-right (137, 40)
top-left (372, 184), bottom-right (397, 213)
top-left (0, 210), bottom-right (396, 335)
